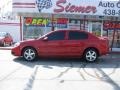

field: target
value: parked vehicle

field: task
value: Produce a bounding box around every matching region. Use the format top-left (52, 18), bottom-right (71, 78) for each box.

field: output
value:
top-left (0, 32), bottom-right (13, 46)
top-left (11, 30), bottom-right (109, 62)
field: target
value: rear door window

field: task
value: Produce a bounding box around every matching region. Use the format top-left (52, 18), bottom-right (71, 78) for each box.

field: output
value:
top-left (68, 31), bottom-right (88, 40)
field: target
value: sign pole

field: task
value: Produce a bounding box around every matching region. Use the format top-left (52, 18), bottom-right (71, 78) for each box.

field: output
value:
top-left (20, 16), bottom-right (22, 41)
top-left (51, 14), bottom-right (54, 31)
top-left (83, 15), bottom-right (86, 30)
top-left (111, 29), bottom-right (115, 51)
top-left (111, 17), bottom-right (118, 51)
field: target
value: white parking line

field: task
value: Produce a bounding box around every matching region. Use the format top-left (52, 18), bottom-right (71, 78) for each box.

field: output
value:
top-left (23, 65), bottom-right (39, 90)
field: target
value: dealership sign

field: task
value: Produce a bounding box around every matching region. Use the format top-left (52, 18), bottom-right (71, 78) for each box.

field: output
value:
top-left (13, 0), bottom-right (120, 16)
top-left (25, 17), bottom-right (68, 28)
top-left (103, 21), bottom-right (120, 30)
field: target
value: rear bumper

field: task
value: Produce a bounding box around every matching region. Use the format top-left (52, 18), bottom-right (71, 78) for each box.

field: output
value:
top-left (100, 47), bottom-right (110, 56)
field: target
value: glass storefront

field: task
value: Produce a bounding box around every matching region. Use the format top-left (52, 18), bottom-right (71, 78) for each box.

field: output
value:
top-left (108, 30), bottom-right (120, 48)
top-left (23, 26), bottom-right (51, 40)
top-left (103, 21), bottom-right (120, 49)
top-left (23, 17), bottom-right (89, 40)
top-left (23, 17), bottom-right (120, 49)
top-left (69, 19), bottom-right (88, 30)
top-left (91, 22), bottom-right (102, 37)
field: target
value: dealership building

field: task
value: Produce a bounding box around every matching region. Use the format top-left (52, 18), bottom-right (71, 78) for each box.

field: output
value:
top-left (0, 0), bottom-right (120, 51)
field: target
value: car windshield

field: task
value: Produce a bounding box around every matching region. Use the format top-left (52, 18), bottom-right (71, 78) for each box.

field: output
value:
top-left (0, 32), bottom-right (6, 37)
top-left (37, 31), bottom-right (53, 39)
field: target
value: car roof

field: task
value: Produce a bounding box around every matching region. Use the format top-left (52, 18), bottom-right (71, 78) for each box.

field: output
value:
top-left (53, 30), bottom-right (89, 33)
top-left (52, 30), bottom-right (98, 38)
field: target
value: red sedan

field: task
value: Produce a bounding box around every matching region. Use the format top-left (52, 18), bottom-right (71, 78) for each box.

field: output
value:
top-left (11, 30), bottom-right (109, 62)
top-left (0, 32), bottom-right (13, 46)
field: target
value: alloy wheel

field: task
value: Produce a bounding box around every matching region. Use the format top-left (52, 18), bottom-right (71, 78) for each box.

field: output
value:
top-left (84, 49), bottom-right (98, 62)
top-left (23, 48), bottom-right (36, 61)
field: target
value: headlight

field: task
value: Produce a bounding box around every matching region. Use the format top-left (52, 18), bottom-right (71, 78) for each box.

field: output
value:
top-left (14, 42), bottom-right (20, 47)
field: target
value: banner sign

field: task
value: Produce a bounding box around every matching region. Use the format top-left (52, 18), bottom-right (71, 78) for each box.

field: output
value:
top-left (13, 0), bottom-right (120, 16)
top-left (103, 21), bottom-right (120, 30)
top-left (25, 17), bottom-right (68, 28)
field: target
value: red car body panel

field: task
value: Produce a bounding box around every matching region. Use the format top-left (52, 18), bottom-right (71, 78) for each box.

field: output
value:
top-left (11, 30), bottom-right (109, 58)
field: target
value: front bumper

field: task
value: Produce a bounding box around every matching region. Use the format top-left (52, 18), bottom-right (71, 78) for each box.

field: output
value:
top-left (11, 46), bottom-right (21, 56)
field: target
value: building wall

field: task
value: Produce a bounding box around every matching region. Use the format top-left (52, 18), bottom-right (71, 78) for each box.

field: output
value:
top-left (0, 0), bottom-right (12, 17)
top-left (0, 19), bottom-right (20, 42)
top-left (11, 0), bottom-right (120, 17)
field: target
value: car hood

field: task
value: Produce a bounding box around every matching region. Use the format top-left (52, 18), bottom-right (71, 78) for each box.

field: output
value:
top-left (20, 39), bottom-right (38, 44)
top-left (24, 39), bottom-right (35, 42)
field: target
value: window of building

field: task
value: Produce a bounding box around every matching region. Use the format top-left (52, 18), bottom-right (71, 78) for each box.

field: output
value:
top-left (91, 22), bottom-right (102, 37)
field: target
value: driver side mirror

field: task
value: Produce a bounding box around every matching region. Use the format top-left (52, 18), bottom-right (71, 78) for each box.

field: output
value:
top-left (43, 37), bottom-right (48, 41)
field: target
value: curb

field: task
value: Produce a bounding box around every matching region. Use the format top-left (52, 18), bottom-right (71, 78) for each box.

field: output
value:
top-left (109, 51), bottom-right (120, 54)
top-left (0, 47), bottom-right (13, 50)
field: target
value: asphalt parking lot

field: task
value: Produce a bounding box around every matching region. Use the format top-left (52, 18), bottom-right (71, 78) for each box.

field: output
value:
top-left (0, 50), bottom-right (120, 90)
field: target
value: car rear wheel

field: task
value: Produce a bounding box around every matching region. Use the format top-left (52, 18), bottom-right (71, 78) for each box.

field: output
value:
top-left (22, 47), bottom-right (37, 61)
top-left (84, 49), bottom-right (98, 62)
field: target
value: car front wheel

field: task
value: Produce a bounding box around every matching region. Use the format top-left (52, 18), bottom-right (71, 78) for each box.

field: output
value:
top-left (22, 47), bottom-right (37, 61)
top-left (84, 49), bottom-right (98, 62)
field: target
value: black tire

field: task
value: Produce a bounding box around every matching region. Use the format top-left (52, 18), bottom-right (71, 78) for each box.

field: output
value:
top-left (83, 48), bottom-right (98, 62)
top-left (22, 47), bottom-right (37, 61)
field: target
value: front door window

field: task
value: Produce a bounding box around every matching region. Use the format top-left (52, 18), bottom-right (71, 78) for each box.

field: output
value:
top-left (47, 31), bottom-right (65, 40)
top-left (38, 31), bottom-right (66, 56)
